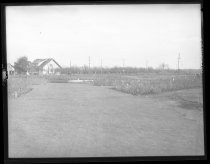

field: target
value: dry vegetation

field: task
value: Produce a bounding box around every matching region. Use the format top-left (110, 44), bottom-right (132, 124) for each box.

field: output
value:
top-left (92, 74), bottom-right (202, 95)
top-left (43, 72), bottom-right (202, 95)
top-left (7, 71), bottom-right (202, 98)
top-left (7, 75), bottom-right (46, 98)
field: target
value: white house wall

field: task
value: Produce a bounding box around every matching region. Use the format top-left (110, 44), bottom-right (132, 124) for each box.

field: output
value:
top-left (42, 60), bottom-right (60, 75)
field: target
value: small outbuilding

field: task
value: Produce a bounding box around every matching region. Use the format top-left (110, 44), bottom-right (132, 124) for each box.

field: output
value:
top-left (7, 63), bottom-right (15, 75)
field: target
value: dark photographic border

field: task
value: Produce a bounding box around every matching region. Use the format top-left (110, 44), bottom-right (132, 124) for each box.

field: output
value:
top-left (2, 0), bottom-right (206, 163)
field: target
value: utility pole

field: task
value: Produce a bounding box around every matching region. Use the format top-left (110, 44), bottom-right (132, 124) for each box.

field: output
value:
top-left (88, 56), bottom-right (91, 74)
top-left (178, 53), bottom-right (181, 71)
top-left (122, 59), bottom-right (125, 67)
top-left (122, 59), bottom-right (125, 74)
top-left (101, 57), bottom-right (102, 74)
top-left (88, 56), bottom-right (91, 69)
top-left (92, 58), bottom-right (94, 68)
top-left (69, 60), bottom-right (71, 75)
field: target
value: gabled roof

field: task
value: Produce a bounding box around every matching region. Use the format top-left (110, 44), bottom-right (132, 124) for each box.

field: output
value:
top-left (32, 58), bottom-right (62, 69)
top-left (33, 59), bottom-right (48, 66)
top-left (7, 63), bottom-right (14, 68)
top-left (7, 63), bottom-right (15, 71)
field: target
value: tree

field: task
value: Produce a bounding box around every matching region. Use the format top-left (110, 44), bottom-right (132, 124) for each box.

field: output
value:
top-left (158, 63), bottom-right (169, 70)
top-left (14, 56), bottom-right (30, 74)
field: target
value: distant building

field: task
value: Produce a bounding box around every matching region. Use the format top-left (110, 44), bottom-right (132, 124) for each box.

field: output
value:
top-left (7, 63), bottom-right (15, 75)
top-left (30, 58), bottom-right (62, 75)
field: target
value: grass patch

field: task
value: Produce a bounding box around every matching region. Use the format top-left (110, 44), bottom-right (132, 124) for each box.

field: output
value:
top-left (8, 75), bottom-right (46, 98)
top-left (178, 99), bottom-right (203, 110)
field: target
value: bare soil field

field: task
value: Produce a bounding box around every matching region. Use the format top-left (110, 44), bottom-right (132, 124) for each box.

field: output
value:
top-left (8, 82), bottom-right (204, 157)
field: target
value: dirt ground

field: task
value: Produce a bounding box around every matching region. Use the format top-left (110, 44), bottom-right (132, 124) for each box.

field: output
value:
top-left (8, 83), bottom-right (204, 157)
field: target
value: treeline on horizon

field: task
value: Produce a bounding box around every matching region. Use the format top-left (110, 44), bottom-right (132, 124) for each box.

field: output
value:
top-left (57, 66), bottom-right (202, 74)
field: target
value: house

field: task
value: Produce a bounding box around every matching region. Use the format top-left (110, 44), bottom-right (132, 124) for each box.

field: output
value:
top-left (30, 58), bottom-right (62, 75)
top-left (7, 63), bottom-right (15, 75)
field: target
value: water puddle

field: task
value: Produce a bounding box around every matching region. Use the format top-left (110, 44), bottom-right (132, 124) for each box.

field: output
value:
top-left (68, 79), bottom-right (94, 83)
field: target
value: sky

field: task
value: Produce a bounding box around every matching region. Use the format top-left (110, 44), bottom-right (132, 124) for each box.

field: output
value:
top-left (6, 4), bottom-right (202, 69)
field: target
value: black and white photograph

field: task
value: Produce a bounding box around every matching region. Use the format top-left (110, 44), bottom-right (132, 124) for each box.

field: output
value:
top-left (4, 3), bottom-right (204, 159)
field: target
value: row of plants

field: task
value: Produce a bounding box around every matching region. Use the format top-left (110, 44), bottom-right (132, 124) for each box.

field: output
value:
top-left (92, 75), bottom-right (202, 95)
